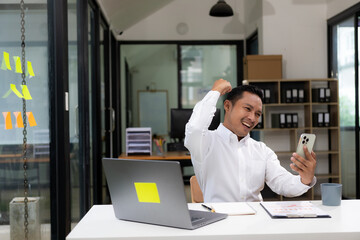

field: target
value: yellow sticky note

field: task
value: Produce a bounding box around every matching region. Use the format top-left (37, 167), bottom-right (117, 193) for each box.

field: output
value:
top-left (13, 56), bottom-right (22, 73)
top-left (13, 112), bottom-right (24, 128)
top-left (1, 52), bottom-right (12, 70)
top-left (10, 84), bottom-right (23, 98)
top-left (134, 182), bottom-right (160, 203)
top-left (27, 61), bottom-right (35, 77)
top-left (21, 85), bottom-right (32, 100)
top-left (26, 112), bottom-right (37, 127)
top-left (2, 112), bottom-right (12, 130)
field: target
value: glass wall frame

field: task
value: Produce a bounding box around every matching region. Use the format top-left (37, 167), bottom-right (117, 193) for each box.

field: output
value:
top-left (48, 0), bottom-right (71, 239)
top-left (120, 40), bottom-right (244, 153)
top-left (328, 2), bottom-right (360, 199)
top-left (75, 0), bottom-right (113, 219)
top-left (0, 1), bottom-right (118, 239)
top-left (177, 41), bottom-right (244, 109)
top-left (50, 0), bottom-right (113, 238)
top-left (0, 2), bottom-right (52, 240)
top-left (88, 0), bottom-right (112, 205)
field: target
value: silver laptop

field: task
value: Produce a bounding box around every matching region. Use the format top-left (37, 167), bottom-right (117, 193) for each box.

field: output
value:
top-left (102, 158), bottom-right (227, 229)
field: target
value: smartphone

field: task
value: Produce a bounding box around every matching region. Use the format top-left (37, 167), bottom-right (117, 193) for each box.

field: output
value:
top-left (296, 133), bottom-right (316, 158)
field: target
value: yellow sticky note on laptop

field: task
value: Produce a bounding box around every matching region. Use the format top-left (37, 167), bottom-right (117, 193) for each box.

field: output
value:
top-left (134, 182), bottom-right (160, 203)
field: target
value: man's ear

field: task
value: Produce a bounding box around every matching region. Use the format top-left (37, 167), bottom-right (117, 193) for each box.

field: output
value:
top-left (224, 100), bottom-right (231, 112)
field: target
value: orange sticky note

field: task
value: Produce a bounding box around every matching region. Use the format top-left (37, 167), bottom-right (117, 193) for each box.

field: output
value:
top-left (2, 112), bottom-right (12, 130)
top-left (13, 112), bottom-right (24, 128)
top-left (13, 56), bottom-right (22, 73)
top-left (26, 112), bottom-right (37, 127)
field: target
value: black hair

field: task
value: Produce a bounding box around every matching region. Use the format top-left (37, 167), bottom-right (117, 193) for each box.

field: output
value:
top-left (224, 84), bottom-right (263, 105)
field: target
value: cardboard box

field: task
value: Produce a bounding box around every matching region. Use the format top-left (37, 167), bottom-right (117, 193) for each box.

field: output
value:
top-left (243, 55), bottom-right (282, 79)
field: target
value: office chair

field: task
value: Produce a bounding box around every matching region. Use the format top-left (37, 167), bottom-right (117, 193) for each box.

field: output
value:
top-left (190, 175), bottom-right (204, 203)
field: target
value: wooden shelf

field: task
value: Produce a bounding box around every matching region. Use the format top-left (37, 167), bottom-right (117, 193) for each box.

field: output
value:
top-left (311, 102), bottom-right (338, 105)
top-left (264, 103), bottom-right (311, 107)
top-left (316, 174), bottom-right (340, 179)
top-left (315, 150), bottom-right (339, 155)
top-left (252, 127), bottom-right (310, 131)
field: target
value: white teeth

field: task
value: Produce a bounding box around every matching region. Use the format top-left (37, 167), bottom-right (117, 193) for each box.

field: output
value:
top-left (242, 122), bottom-right (251, 128)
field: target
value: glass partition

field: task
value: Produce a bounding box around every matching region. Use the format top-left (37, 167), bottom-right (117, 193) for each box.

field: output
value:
top-left (180, 45), bottom-right (237, 118)
top-left (332, 17), bottom-right (356, 199)
top-left (68, 0), bottom-right (81, 227)
top-left (0, 3), bottom-right (50, 239)
top-left (121, 44), bottom-right (178, 138)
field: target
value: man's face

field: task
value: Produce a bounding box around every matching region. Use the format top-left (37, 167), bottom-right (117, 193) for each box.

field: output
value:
top-left (223, 91), bottom-right (263, 139)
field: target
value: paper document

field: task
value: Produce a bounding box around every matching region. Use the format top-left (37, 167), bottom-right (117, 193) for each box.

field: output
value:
top-left (260, 201), bottom-right (331, 218)
top-left (205, 202), bottom-right (256, 216)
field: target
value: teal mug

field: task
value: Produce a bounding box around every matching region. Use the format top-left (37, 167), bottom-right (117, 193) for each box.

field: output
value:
top-left (320, 183), bottom-right (342, 206)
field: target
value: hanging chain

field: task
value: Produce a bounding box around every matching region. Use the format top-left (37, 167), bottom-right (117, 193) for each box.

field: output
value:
top-left (20, 0), bottom-right (29, 239)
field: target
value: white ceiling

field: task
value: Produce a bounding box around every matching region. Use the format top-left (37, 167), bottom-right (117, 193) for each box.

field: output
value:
top-left (97, 0), bottom-right (174, 35)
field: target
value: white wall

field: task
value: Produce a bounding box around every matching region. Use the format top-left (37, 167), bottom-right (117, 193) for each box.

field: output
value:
top-left (244, 0), bottom-right (263, 52)
top-left (261, 0), bottom-right (328, 78)
top-left (120, 0), bottom-right (360, 78)
top-left (119, 0), bottom-right (360, 79)
top-left (118, 0), bottom-right (360, 151)
top-left (327, 0), bottom-right (360, 19)
top-left (118, 0), bottom-right (246, 41)
top-left (260, 0), bottom-right (360, 79)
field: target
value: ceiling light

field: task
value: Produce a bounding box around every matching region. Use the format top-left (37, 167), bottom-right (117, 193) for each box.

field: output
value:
top-left (209, 0), bottom-right (234, 17)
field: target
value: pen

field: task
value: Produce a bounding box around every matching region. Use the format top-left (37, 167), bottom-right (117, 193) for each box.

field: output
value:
top-left (201, 204), bottom-right (215, 212)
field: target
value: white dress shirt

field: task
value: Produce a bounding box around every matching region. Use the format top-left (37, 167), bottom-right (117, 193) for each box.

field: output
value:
top-left (184, 90), bottom-right (316, 202)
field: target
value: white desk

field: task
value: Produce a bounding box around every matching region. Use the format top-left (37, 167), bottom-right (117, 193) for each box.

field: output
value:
top-left (67, 200), bottom-right (360, 240)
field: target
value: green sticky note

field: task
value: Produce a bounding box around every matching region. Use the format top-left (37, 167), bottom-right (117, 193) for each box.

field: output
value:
top-left (134, 182), bottom-right (160, 203)
top-left (1, 58), bottom-right (7, 70)
top-left (2, 88), bottom-right (12, 98)
top-left (1, 52), bottom-right (12, 70)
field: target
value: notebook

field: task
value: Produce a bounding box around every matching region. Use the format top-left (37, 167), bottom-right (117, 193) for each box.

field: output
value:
top-left (102, 158), bottom-right (227, 229)
top-left (202, 202), bottom-right (256, 216)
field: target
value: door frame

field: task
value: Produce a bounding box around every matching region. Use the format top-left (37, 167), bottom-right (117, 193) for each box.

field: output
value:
top-left (328, 2), bottom-right (360, 198)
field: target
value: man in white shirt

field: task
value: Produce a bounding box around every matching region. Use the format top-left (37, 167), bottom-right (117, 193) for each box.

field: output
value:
top-left (184, 79), bottom-right (316, 202)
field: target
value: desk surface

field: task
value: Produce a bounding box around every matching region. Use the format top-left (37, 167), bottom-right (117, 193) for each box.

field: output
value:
top-left (119, 151), bottom-right (191, 160)
top-left (67, 200), bottom-right (360, 240)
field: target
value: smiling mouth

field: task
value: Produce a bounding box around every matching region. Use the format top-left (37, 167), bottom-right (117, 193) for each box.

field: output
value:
top-left (242, 122), bottom-right (252, 128)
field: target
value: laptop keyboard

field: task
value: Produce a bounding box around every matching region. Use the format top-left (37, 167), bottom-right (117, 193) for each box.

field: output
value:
top-left (191, 216), bottom-right (205, 223)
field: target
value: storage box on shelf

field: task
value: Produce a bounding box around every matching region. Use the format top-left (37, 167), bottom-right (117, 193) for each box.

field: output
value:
top-left (126, 127), bottom-right (152, 156)
top-left (247, 78), bottom-right (340, 201)
top-left (243, 55), bottom-right (282, 80)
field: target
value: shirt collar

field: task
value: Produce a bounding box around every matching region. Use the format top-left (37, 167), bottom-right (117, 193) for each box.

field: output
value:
top-left (217, 123), bottom-right (250, 145)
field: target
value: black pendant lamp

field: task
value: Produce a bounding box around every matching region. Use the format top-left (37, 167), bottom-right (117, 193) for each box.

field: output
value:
top-left (209, 0), bottom-right (234, 17)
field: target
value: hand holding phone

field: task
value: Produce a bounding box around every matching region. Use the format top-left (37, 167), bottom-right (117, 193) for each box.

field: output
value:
top-left (296, 133), bottom-right (316, 159)
top-left (292, 133), bottom-right (317, 184)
